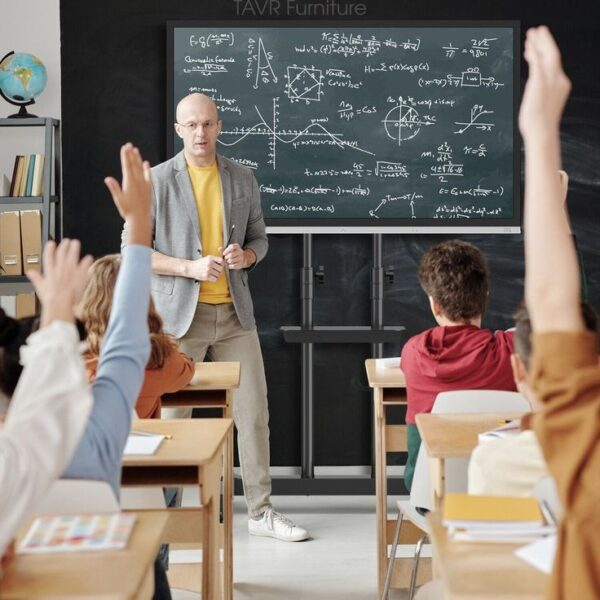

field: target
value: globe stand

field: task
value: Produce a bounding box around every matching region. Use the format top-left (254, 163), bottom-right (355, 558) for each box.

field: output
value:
top-left (0, 90), bottom-right (37, 118)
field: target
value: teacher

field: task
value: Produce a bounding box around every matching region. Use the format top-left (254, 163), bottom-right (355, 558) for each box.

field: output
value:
top-left (122, 93), bottom-right (308, 542)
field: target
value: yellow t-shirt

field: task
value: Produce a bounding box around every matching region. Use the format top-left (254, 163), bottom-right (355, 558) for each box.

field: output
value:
top-left (187, 162), bottom-right (231, 304)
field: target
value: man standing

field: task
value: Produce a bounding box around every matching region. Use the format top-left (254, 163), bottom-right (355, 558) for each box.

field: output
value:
top-left (123, 93), bottom-right (308, 541)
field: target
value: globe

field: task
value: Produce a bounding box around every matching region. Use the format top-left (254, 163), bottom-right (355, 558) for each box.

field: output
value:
top-left (0, 51), bottom-right (48, 118)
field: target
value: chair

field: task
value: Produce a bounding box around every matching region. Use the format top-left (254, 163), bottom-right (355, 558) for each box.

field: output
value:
top-left (33, 479), bottom-right (119, 515)
top-left (381, 390), bottom-right (531, 600)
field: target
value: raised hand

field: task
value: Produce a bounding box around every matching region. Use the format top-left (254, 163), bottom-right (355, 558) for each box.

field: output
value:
top-left (27, 239), bottom-right (94, 328)
top-left (519, 26), bottom-right (571, 139)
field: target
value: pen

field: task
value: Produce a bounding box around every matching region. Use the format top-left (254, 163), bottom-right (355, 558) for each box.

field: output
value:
top-left (224, 224), bottom-right (235, 249)
top-left (131, 430), bottom-right (173, 440)
top-left (540, 499), bottom-right (558, 527)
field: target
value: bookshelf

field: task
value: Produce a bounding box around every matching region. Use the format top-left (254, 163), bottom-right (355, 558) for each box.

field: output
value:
top-left (0, 117), bottom-right (61, 288)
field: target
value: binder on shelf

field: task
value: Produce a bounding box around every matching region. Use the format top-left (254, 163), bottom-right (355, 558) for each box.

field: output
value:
top-left (16, 293), bottom-right (37, 318)
top-left (0, 211), bottom-right (22, 275)
top-left (31, 154), bottom-right (44, 196)
top-left (20, 210), bottom-right (42, 271)
top-left (24, 154), bottom-right (36, 196)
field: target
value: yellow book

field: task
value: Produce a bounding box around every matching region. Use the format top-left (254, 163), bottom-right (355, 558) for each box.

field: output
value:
top-left (443, 493), bottom-right (544, 529)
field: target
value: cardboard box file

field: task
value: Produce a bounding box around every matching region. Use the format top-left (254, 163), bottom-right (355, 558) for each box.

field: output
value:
top-left (20, 210), bottom-right (42, 271)
top-left (16, 293), bottom-right (37, 318)
top-left (0, 212), bottom-right (22, 275)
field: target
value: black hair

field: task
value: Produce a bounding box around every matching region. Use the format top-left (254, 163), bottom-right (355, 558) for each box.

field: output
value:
top-left (0, 309), bottom-right (87, 398)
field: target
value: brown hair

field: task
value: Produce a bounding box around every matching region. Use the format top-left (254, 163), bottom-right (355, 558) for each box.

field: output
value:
top-left (79, 254), bottom-right (175, 369)
top-left (418, 240), bottom-right (490, 322)
top-left (513, 301), bottom-right (600, 370)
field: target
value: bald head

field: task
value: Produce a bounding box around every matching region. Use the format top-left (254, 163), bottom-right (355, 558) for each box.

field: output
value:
top-left (174, 93), bottom-right (222, 167)
top-left (176, 93), bottom-right (219, 123)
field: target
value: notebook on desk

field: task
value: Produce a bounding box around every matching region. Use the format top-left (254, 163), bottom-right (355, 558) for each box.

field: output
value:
top-left (443, 493), bottom-right (553, 543)
top-left (18, 513), bottom-right (136, 554)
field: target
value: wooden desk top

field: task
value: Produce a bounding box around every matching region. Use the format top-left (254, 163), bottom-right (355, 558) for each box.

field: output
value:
top-left (123, 419), bottom-right (233, 467)
top-left (415, 413), bottom-right (528, 459)
top-left (0, 511), bottom-right (168, 600)
top-left (428, 511), bottom-right (547, 599)
top-left (365, 359), bottom-right (406, 389)
top-left (187, 361), bottom-right (240, 391)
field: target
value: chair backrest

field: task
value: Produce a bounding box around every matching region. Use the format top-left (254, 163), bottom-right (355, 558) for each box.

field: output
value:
top-left (34, 479), bottom-right (119, 515)
top-left (410, 390), bottom-right (531, 510)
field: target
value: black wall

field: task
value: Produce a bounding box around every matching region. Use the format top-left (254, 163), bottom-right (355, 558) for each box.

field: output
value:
top-left (61, 0), bottom-right (600, 468)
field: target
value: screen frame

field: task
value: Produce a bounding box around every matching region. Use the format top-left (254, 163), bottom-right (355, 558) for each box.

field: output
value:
top-left (167, 20), bottom-right (521, 234)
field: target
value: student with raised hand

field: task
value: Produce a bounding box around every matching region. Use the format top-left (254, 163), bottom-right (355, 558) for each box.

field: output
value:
top-left (0, 239), bottom-right (94, 557)
top-left (63, 142), bottom-right (153, 495)
top-left (520, 26), bottom-right (600, 599)
top-left (78, 254), bottom-right (194, 419)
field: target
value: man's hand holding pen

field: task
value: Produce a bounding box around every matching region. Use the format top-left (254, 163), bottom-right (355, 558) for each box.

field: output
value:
top-left (220, 243), bottom-right (246, 270)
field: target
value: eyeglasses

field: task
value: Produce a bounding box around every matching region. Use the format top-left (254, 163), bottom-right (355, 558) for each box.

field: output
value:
top-left (176, 120), bottom-right (219, 133)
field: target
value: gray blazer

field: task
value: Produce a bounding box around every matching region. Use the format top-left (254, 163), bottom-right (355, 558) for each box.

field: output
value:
top-left (122, 151), bottom-right (268, 338)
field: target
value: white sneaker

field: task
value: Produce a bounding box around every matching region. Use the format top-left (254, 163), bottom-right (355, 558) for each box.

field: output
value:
top-left (248, 508), bottom-right (310, 542)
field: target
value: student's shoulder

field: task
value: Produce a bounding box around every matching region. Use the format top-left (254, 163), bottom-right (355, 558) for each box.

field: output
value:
top-left (492, 327), bottom-right (515, 348)
top-left (401, 327), bottom-right (436, 356)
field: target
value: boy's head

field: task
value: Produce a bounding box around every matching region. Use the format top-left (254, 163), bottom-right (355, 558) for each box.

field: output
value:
top-left (419, 240), bottom-right (490, 326)
top-left (511, 301), bottom-right (599, 407)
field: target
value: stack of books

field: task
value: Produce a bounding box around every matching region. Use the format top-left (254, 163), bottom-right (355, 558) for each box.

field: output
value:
top-left (443, 493), bottom-right (556, 543)
top-left (8, 154), bottom-right (45, 197)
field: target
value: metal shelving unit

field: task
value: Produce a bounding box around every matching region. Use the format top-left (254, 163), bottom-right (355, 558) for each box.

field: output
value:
top-left (0, 117), bottom-right (61, 286)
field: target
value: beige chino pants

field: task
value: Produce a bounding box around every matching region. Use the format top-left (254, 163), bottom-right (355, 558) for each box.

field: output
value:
top-left (162, 302), bottom-right (272, 517)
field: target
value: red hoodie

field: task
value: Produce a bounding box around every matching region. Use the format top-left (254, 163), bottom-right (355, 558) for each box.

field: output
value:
top-left (401, 325), bottom-right (517, 424)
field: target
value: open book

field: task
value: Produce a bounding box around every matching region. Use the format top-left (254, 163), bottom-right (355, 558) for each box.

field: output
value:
top-left (18, 513), bottom-right (136, 554)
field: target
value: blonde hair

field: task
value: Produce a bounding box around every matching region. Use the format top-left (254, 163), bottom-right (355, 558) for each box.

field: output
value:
top-left (79, 254), bottom-right (175, 369)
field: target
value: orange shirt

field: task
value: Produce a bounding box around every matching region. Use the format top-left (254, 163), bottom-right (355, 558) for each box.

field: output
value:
top-left (86, 348), bottom-right (194, 419)
top-left (531, 331), bottom-right (600, 599)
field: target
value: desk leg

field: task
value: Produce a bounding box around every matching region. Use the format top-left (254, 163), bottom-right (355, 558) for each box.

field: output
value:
top-left (223, 392), bottom-right (234, 600)
top-left (200, 455), bottom-right (223, 600)
top-left (374, 388), bottom-right (387, 598)
top-left (428, 458), bottom-right (445, 511)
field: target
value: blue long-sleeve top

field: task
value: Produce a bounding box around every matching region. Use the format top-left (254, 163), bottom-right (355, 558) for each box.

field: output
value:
top-left (63, 244), bottom-right (151, 496)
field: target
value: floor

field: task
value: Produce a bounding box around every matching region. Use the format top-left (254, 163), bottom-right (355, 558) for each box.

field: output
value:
top-left (170, 492), bottom-right (415, 600)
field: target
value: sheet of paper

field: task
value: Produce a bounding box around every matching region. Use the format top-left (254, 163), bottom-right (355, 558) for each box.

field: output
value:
top-left (123, 433), bottom-right (163, 456)
top-left (515, 534), bottom-right (557, 574)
